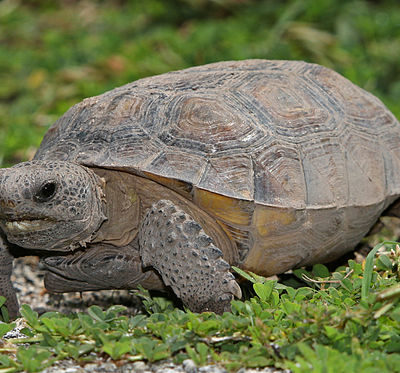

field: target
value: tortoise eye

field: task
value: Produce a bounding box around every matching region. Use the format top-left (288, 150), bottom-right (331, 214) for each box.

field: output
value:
top-left (34, 181), bottom-right (57, 202)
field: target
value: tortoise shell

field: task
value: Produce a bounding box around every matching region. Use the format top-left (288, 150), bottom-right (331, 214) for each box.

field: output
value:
top-left (34, 60), bottom-right (400, 275)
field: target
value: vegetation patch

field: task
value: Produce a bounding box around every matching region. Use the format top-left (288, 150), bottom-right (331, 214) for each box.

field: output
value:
top-left (1, 243), bottom-right (400, 372)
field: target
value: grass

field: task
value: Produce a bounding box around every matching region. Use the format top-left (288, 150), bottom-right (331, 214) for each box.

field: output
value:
top-left (1, 0), bottom-right (400, 371)
top-left (1, 243), bottom-right (400, 372)
top-left (1, 0), bottom-right (400, 165)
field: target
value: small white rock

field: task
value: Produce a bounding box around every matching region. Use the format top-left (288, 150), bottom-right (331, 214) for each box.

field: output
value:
top-left (183, 359), bottom-right (197, 373)
top-left (199, 365), bottom-right (227, 373)
top-left (64, 368), bottom-right (79, 373)
top-left (132, 361), bottom-right (150, 373)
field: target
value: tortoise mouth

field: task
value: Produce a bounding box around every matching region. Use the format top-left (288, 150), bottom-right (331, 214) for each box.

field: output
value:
top-left (2, 218), bottom-right (54, 233)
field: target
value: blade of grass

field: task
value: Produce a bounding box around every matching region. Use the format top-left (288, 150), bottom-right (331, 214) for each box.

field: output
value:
top-left (360, 242), bottom-right (397, 301)
top-left (361, 244), bottom-right (381, 301)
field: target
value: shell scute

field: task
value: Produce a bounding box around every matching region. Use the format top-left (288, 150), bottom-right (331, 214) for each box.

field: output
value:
top-left (145, 150), bottom-right (206, 187)
top-left (342, 131), bottom-right (385, 206)
top-left (198, 154), bottom-right (254, 201)
top-left (252, 141), bottom-right (306, 209)
top-left (301, 139), bottom-right (347, 207)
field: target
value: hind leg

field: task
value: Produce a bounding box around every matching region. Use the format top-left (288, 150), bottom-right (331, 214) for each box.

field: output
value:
top-left (367, 198), bottom-right (400, 237)
top-left (384, 198), bottom-right (400, 219)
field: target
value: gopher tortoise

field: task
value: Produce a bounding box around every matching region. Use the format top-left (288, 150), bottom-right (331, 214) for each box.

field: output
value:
top-left (1, 60), bottom-right (400, 318)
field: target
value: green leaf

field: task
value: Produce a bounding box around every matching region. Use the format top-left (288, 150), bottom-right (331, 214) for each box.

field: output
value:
top-left (87, 306), bottom-right (106, 322)
top-left (374, 302), bottom-right (394, 319)
top-left (129, 314), bottom-right (148, 329)
top-left (20, 305), bottom-right (40, 329)
top-left (0, 296), bottom-right (6, 308)
top-left (361, 243), bottom-right (382, 302)
top-left (17, 346), bottom-right (53, 373)
top-left (196, 342), bottom-right (209, 364)
top-left (377, 254), bottom-right (393, 270)
top-left (281, 300), bottom-right (300, 315)
top-left (324, 325), bottom-right (339, 340)
top-left (377, 284), bottom-right (400, 301)
top-left (0, 322), bottom-right (15, 338)
top-left (232, 266), bottom-right (258, 283)
top-left (103, 339), bottom-right (132, 360)
top-left (254, 281), bottom-right (274, 302)
top-left (0, 354), bottom-right (18, 369)
top-left (104, 305), bottom-right (127, 322)
top-left (312, 264), bottom-right (330, 278)
top-left (197, 319), bottom-right (220, 335)
top-left (185, 344), bottom-right (198, 363)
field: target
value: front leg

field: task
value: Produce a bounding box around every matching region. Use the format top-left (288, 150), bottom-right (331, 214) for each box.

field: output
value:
top-left (42, 241), bottom-right (165, 293)
top-left (139, 200), bottom-right (242, 314)
top-left (0, 235), bottom-right (19, 319)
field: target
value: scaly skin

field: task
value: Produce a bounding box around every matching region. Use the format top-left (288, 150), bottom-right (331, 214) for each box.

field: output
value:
top-left (0, 235), bottom-right (18, 319)
top-left (42, 240), bottom-right (165, 293)
top-left (139, 200), bottom-right (242, 314)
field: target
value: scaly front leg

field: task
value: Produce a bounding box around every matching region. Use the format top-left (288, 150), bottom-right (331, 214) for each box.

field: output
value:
top-left (42, 241), bottom-right (165, 293)
top-left (0, 235), bottom-right (19, 319)
top-left (139, 200), bottom-right (242, 314)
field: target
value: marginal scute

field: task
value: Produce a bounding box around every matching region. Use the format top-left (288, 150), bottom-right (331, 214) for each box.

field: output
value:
top-left (252, 205), bottom-right (299, 238)
top-left (194, 188), bottom-right (253, 226)
top-left (381, 129), bottom-right (400, 196)
top-left (143, 172), bottom-right (194, 200)
top-left (144, 150), bottom-right (207, 190)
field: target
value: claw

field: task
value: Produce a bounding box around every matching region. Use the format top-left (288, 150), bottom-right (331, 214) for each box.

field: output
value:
top-left (229, 280), bottom-right (242, 299)
top-left (218, 293), bottom-right (232, 302)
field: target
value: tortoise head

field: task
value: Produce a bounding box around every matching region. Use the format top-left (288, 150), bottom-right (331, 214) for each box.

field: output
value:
top-left (0, 161), bottom-right (106, 251)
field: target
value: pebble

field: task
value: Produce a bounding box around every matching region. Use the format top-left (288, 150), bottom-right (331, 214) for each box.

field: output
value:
top-left (2, 318), bottom-right (28, 339)
top-left (132, 361), bottom-right (149, 373)
top-left (183, 359), bottom-right (198, 373)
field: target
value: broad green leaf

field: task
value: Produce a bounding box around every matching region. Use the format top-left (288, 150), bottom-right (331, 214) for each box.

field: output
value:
top-left (254, 281), bottom-right (274, 302)
top-left (0, 322), bottom-right (15, 338)
top-left (312, 264), bottom-right (330, 278)
top-left (87, 306), bottom-right (106, 322)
